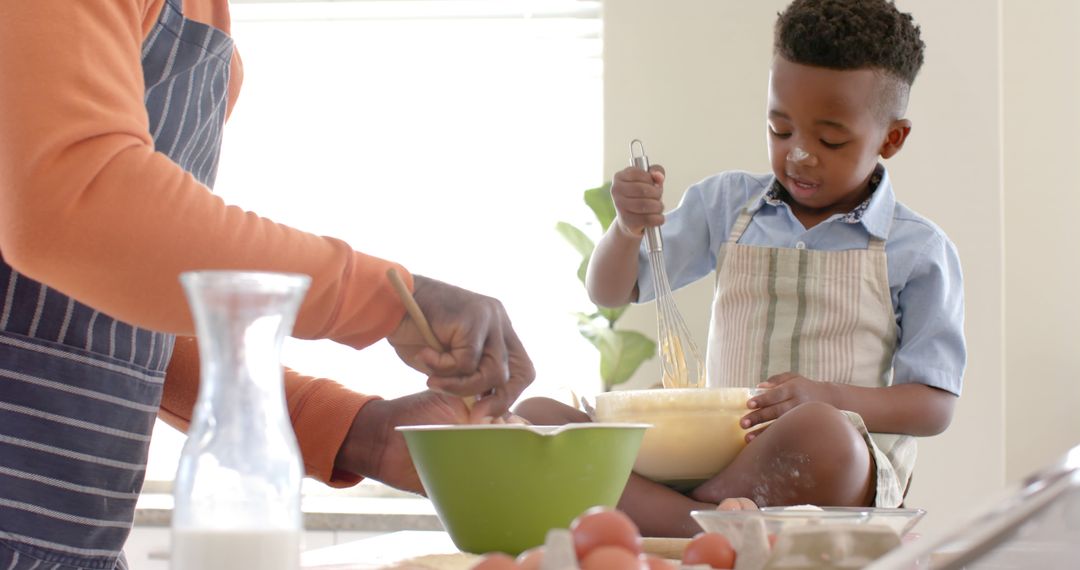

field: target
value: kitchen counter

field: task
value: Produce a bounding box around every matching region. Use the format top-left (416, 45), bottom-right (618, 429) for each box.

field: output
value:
top-left (134, 493), bottom-right (444, 532)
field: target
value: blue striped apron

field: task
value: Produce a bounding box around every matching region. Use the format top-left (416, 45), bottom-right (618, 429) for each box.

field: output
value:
top-left (0, 0), bottom-right (234, 567)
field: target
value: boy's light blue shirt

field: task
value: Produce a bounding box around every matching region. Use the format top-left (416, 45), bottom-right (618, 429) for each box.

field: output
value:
top-left (636, 167), bottom-right (966, 396)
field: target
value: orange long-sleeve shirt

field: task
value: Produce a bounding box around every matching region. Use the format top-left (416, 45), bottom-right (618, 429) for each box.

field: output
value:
top-left (0, 0), bottom-right (404, 485)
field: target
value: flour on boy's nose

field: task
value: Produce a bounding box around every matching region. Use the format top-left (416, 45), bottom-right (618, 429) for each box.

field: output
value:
top-left (787, 146), bottom-right (813, 163)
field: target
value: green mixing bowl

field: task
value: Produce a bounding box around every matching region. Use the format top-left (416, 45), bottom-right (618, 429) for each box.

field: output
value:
top-left (397, 422), bottom-right (649, 555)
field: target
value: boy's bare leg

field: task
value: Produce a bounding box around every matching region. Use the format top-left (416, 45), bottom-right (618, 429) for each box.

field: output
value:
top-left (690, 401), bottom-right (874, 507)
top-left (616, 473), bottom-right (717, 537)
top-left (513, 397), bottom-right (717, 537)
top-left (513, 396), bottom-right (589, 424)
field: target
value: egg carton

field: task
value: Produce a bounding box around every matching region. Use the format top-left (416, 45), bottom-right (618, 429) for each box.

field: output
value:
top-left (535, 527), bottom-right (737, 570)
top-left (537, 518), bottom-right (901, 570)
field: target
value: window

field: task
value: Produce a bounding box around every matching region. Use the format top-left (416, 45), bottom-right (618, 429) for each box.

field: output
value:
top-left (145, 0), bottom-right (604, 484)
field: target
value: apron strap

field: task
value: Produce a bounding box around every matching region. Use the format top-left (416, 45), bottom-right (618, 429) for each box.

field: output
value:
top-left (716, 195), bottom-right (762, 284)
top-left (727, 195), bottom-right (762, 242)
top-left (868, 237), bottom-right (886, 251)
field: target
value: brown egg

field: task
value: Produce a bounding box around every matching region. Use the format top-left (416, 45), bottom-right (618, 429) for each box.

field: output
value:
top-left (569, 506), bottom-right (643, 560)
top-left (640, 553), bottom-right (679, 570)
top-left (579, 545), bottom-right (647, 570)
top-left (515, 546), bottom-right (544, 570)
top-left (471, 552), bottom-right (520, 570)
top-left (682, 532), bottom-right (736, 569)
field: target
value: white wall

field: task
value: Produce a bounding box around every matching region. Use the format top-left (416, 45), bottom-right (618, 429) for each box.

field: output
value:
top-left (1002, 0), bottom-right (1080, 483)
top-left (603, 0), bottom-right (1021, 536)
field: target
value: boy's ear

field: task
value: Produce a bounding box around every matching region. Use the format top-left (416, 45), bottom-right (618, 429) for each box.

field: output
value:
top-left (879, 119), bottom-right (912, 159)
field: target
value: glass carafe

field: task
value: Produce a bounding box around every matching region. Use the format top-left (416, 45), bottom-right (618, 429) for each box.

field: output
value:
top-left (171, 271), bottom-right (310, 570)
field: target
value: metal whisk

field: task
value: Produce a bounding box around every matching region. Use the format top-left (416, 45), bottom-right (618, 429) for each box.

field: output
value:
top-left (630, 139), bottom-right (706, 389)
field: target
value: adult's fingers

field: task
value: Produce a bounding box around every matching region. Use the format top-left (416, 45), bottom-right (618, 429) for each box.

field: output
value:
top-left (441, 325), bottom-right (489, 377)
top-left (427, 305), bottom-right (512, 393)
top-left (427, 348), bottom-right (508, 400)
top-left (430, 315), bottom-right (533, 420)
top-left (422, 296), bottom-right (507, 380)
top-left (472, 321), bottom-right (535, 419)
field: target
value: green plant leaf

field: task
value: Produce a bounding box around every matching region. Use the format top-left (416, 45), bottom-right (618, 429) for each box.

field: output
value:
top-left (577, 323), bottom-right (656, 389)
top-left (575, 303), bottom-right (627, 329)
top-left (555, 221), bottom-right (595, 259)
top-left (574, 311), bottom-right (599, 323)
top-left (602, 330), bottom-right (657, 388)
top-left (598, 305), bottom-right (627, 324)
top-left (584, 183), bottom-right (616, 232)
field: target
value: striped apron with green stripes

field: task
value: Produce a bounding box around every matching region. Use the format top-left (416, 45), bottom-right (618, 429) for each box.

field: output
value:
top-left (0, 0), bottom-right (234, 567)
top-left (706, 199), bottom-right (915, 507)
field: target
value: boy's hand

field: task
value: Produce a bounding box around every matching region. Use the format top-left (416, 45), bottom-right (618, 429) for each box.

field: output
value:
top-left (740, 372), bottom-right (834, 442)
top-left (611, 164), bottom-right (666, 238)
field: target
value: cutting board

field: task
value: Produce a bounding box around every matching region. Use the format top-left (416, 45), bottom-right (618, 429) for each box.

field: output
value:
top-left (376, 538), bottom-right (688, 569)
top-left (642, 537), bottom-right (691, 560)
top-left (302, 532), bottom-right (690, 569)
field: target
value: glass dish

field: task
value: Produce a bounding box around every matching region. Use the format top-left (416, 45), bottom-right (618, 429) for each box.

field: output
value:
top-left (692, 506), bottom-right (927, 542)
top-left (691, 508), bottom-right (869, 540)
top-left (761, 506), bottom-right (927, 537)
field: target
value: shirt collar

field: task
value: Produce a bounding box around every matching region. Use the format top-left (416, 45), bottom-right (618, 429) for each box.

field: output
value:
top-left (750, 164), bottom-right (895, 239)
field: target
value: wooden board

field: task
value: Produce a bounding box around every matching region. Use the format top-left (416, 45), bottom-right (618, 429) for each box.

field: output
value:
top-left (302, 531), bottom-right (691, 569)
top-left (642, 537), bottom-right (691, 561)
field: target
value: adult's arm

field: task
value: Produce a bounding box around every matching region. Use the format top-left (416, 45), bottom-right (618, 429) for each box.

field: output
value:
top-left (0, 0), bottom-right (407, 349)
top-left (160, 336), bottom-right (379, 486)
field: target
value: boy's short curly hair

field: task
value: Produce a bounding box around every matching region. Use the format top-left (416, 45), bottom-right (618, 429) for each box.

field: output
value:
top-left (775, 0), bottom-right (924, 84)
top-left (774, 0), bottom-right (925, 118)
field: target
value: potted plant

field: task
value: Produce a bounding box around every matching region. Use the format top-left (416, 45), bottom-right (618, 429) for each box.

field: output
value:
top-left (556, 182), bottom-right (656, 390)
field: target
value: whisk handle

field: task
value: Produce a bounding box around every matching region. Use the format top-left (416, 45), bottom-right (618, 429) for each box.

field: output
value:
top-left (629, 139), bottom-right (663, 253)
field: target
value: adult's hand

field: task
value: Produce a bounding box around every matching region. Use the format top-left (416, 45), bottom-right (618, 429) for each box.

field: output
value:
top-left (386, 275), bottom-right (535, 420)
top-left (334, 391), bottom-right (471, 495)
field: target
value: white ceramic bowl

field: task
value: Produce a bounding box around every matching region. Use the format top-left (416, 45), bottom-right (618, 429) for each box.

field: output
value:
top-left (593, 388), bottom-right (755, 488)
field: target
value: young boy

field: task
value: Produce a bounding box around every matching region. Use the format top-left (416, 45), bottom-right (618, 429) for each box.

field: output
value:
top-left (516, 0), bottom-right (965, 537)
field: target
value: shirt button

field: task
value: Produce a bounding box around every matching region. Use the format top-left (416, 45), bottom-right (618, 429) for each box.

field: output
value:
top-left (795, 241), bottom-right (806, 249)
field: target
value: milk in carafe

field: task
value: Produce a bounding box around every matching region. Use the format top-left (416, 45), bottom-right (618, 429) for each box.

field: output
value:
top-left (172, 529), bottom-right (300, 570)
top-left (171, 272), bottom-right (310, 570)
